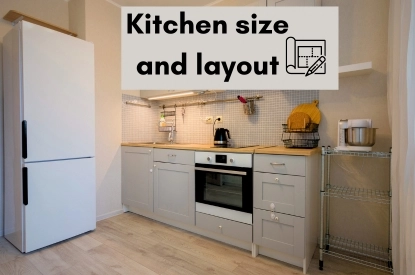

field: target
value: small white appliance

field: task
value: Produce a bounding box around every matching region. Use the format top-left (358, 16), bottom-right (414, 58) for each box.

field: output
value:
top-left (335, 119), bottom-right (375, 152)
top-left (3, 21), bottom-right (96, 252)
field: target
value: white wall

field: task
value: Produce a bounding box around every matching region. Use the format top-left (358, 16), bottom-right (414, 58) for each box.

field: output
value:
top-left (319, 0), bottom-right (391, 247)
top-left (82, 0), bottom-right (123, 220)
top-left (0, 0), bottom-right (70, 236)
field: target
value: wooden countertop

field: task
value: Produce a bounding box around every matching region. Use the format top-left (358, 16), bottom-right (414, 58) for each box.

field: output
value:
top-left (121, 143), bottom-right (320, 156)
top-left (254, 146), bottom-right (321, 156)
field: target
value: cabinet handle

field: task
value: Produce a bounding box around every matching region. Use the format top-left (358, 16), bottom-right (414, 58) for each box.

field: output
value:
top-left (168, 154), bottom-right (176, 157)
top-left (148, 150), bottom-right (152, 153)
top-left (270, 213), bottom-right (279, 222)
top-left (270, 203), bottom-right (275, 210)
top-left (270, 162), bottom-right (285, 166)
top-left (22, 167), bottom-right (28, 205)
top-left (154, 164), bottom-right (156, 167)
top-left (275, 178), bottom-right (279, 182)
top-left (150, 169), bottom-right (153, 173)
top-left (22, 121), bottom-right (27, 159)
top-left (218, 225), bottom-right (222, 229)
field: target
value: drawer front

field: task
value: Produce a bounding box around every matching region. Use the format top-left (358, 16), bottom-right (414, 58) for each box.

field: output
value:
top-left (196, 212), bottom-right (252, 243)
top-left (154, 149), bottom-right (194, 165)
top-left (270, 0), bottom-right (320, 6)
top-left (254, 154), bottom-right (305, 176)
top-left (254, 172), bottom-right (305, 217)
top-left (253, 209), bottom-right (304, 258)
top-left (122, 146), bottom-right (154, 155)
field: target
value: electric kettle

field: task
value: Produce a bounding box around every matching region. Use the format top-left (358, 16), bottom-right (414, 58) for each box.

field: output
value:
top-left (214, 128), bottom-right (231, 147)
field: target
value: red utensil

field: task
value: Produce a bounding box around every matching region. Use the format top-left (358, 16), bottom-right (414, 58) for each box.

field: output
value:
top-left (237, 95), bottom-right (247, 103)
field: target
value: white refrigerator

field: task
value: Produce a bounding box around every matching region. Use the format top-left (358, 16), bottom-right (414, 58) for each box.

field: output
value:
top-left (3, 21), bottom-right (96, 253)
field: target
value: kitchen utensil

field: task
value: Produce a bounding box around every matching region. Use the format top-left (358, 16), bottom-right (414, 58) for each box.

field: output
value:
top-left (237, 95), bottom-right (247, 103)
top-left (243, 100), bottom-right (255, 115)
top-left (287, 112), bottom-right (311, 130)
top-left (335, 119), bottom-right (376, 151)
top-left (214, 128), bottom-right (231, 147)
top-left (347, 127), bottom-right (377, 146)
top-left (290, 100), bottom-right (321, 124)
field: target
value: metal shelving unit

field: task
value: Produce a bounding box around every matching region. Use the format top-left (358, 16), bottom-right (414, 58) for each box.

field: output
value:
top-left (319, 146), bottom-right (393, 273)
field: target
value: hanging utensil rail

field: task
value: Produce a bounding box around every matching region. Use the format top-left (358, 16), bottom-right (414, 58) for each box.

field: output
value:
top-left (125, 101), bottom-right (151, 108)
top-left (159, 95), bottom-right (263, 109)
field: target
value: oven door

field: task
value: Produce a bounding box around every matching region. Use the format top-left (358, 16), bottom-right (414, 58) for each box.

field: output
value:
top-left (195, 164), bottom-right (253, 214)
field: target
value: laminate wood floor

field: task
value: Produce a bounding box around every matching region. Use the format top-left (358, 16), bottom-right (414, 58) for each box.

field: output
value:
top-left (0, 212), bottom-right (391, 275)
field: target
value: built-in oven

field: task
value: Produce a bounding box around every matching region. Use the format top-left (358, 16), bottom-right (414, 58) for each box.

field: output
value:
top-left (195, 152), bottom-right (253, 224)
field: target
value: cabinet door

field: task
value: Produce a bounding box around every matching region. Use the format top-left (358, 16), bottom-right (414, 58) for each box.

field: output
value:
top-left (254, 209), bottom-right (304, 258)
top-left (154, 162), bottom-right (195, 225)
top-left (254, 172), bottom-right (305, 217)
top-left (268, 0), bottom-right (320, 6)
top-left (122, 147), bottom-right (154, 212)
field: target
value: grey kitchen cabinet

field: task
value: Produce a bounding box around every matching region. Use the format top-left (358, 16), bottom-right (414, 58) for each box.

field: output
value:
top-left (254, 172), bottom-right (305, 217)
top-left (153, 149), bottom-right (195, 225)
top-left (153, 148), bottom-right (194, 165)
top-left (122, 146), bottom-right (154, 212)
top-left (253, 152), bottom-right (320, 274)
top-left (196, 212), bottom-right (252, 243)
top-left (267, 0), bottom-right (321, 6)
top-left (254, 208), bottom-right (305, 258)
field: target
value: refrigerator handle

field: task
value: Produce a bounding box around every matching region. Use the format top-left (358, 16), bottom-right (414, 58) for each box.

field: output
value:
top-left (23, 167), bottom-right (28, 205)
top-left (22, 120), bottom-right (27, 159)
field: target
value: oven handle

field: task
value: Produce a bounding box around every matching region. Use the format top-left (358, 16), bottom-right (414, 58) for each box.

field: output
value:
top-left (195, 167), bottom-right (247, 176)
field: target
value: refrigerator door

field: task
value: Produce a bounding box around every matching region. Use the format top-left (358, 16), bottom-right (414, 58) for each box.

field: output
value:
top-left (21, 21), bottom-right (95, 162)
top-left (24, 158), bottom-right (95, 253)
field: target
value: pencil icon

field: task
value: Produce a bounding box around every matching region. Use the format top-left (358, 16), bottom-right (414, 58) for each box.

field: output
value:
top-left (305, 56), bottom-right (326, 77)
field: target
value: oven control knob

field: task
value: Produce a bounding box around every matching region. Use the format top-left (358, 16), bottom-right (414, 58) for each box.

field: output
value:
top-left (207, 157), bottom-right (211, 161)
top-left (229, 158), bottom-right (235, 163)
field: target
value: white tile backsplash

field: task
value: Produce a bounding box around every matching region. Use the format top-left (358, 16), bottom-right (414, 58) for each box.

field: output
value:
top-left (122, 90), bottom-right (319, 146)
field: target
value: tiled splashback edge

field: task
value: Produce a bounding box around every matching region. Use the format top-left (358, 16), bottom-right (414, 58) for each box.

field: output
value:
top-left (122, 90), bottom-right (319, 147)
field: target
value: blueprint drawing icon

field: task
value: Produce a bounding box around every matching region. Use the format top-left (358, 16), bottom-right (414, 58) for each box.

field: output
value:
top-left (286, 37), bottom-right (326, 75)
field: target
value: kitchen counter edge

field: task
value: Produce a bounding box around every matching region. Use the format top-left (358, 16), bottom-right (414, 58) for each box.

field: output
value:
top-left (121, 143), bottom-right (321, 156)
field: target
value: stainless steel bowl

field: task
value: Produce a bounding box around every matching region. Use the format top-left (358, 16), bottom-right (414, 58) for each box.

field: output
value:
top-left (346, 128), bottom-right (377, 146)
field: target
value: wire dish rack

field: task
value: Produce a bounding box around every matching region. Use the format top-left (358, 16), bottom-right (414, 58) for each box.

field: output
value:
top-left (281, 123), bottom-right (320, 148)
top-left (159, 109), bottom-right (176, 132)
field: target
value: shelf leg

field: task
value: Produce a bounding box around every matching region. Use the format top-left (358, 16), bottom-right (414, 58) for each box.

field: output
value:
top-left (325, 154), bottom-right (331, 250)
top-left (319, 260), bottom-right (324, 270)
top-left (319, 147), bottom-right (326, 270)
top-left (388, 148), bottom-right (393, 271)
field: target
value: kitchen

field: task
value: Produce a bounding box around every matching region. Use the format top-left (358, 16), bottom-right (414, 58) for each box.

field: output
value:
top-left (0, 0), bottom-right (413, 274)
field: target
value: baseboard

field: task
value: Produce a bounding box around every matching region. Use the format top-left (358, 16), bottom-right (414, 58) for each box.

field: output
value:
top-left (96, 209), bottom-right (123, 221)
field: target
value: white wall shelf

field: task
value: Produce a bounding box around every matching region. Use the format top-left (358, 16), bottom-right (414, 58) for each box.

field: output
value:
top-left (339, 62), bottom-right (373, 78)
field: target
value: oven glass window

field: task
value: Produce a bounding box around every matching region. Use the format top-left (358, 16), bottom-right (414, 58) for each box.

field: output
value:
top-left (204, 173), bottom-right (243, 208)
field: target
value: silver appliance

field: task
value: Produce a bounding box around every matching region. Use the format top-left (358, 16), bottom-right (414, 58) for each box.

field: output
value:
top-left (195, 152), bottom-right (253, 224)
top-left (335, 119), bottom-right (377, 152)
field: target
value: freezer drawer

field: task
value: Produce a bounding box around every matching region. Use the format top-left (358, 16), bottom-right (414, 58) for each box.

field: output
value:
top-left (23, 158), bottom-right (95, 252)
